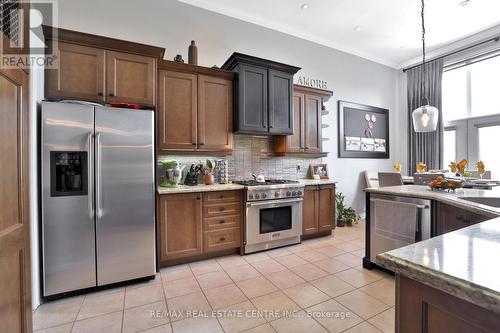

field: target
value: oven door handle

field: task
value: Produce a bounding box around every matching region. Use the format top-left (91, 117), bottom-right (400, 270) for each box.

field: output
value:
top-left (246, 198), bottom-right (303, 207)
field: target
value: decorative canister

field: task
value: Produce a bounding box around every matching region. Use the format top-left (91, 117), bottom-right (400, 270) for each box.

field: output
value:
top-left (188, 40), bottom-right (198, 65)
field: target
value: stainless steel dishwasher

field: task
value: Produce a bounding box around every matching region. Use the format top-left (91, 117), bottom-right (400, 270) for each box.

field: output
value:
top-left (369, 194), bottom-right (431, 264)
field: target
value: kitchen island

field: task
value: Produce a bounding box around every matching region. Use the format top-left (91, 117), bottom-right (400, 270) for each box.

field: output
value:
top-left (365, 185), bottom-right (500, 332)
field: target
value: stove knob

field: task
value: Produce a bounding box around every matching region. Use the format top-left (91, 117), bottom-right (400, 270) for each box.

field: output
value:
top-left (298, 190), bottom-right (303, 195)
top-left (262, 193), bottom-right (267, 198)
top-left (254, 193), bottom-right (260, 199)
top-left (248, 193), bottom-right (254, 199)
top-left (286, 191), bottom-right (291, 197)
top-left (292, 191), bottom-right (297, 196)
top-left (275, 192), bottom-right (280, 198)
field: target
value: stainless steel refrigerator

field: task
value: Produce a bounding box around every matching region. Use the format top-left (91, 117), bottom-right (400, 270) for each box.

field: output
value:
top-left (41, 101), bottom-right (155, 297)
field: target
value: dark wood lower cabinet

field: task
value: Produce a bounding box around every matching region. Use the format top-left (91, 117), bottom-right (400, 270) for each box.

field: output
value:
top-left (396, 274), bottom-right (500, 333)
top-left (434, 202), bottom-right (494, 236)
top-left (302, 184), bottom-right (335, 237)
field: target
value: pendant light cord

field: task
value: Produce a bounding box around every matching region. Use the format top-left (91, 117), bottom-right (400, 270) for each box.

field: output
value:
top-left (420, 0), bottom-right (427, 106)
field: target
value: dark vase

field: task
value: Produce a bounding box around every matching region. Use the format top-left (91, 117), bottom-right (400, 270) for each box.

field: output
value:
top-left (336, 218), bottom-right (346, 227)
top-left (188, 40), bottom-right (198, 65)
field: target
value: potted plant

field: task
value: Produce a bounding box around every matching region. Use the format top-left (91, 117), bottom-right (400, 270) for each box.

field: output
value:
top-left (199, 159), bottom-right (217, 185)
top-left (336, 192), bottom-right (360, 227)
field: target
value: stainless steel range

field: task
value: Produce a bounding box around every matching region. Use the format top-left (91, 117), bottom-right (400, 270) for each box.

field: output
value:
top-left (234, 180), bottom-right (304, 254)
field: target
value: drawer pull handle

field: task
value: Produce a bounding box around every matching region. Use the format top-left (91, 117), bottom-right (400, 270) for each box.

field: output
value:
top-left (219, 220), bottom-right (225, 224)
top-left (219, 195), bottom-right (224, 199)
top-left (219, 237), bottom-right (226, 241)
top-left (219, 207), bottom-right (225, 211)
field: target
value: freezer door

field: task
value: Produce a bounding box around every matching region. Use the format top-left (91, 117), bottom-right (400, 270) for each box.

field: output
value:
top-left (41, 101), bottom-right (96, 296)
top-left (95, 106), bottom-right (155, 285)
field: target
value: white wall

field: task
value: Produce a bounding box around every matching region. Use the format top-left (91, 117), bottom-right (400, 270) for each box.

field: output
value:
top-left (32, 0), bottom-right (406, 308)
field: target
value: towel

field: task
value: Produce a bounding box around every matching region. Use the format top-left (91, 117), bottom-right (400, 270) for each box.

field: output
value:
top-left (372, 198), bottom-right (418, 245)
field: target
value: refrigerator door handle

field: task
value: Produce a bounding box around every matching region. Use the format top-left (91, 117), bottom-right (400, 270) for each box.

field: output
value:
top-left (96, 132), bottom-right (103, 219)
top-left (87, 132), bottom-right (94, 218)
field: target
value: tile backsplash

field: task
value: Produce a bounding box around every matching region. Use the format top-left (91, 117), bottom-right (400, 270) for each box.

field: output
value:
top-left (158, 135), bottom-right (322, 182)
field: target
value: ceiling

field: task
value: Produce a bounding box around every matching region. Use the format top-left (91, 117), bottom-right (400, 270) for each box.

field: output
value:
top-left (178, 0), bottom-right (500, 68)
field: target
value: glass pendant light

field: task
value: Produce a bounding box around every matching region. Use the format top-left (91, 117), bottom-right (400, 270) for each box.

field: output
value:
top-left (412, 0), bottom-right (439, 132)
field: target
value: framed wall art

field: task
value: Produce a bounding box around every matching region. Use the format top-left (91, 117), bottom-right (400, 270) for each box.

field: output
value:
top-left (308, 163), bottom-right (329, 179)
top-left (338, 101), bottom-right (389, 159)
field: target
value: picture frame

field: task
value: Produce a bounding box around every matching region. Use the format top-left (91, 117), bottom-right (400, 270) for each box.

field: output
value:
top-left (308, 163), bottom-right (329, 179)
top-left (338, 101), bottom-right (389, 159)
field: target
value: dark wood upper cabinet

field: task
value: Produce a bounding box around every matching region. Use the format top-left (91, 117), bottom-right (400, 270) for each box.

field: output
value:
top-left (157, 61), bottom-right (234, 153)
top-left (158, 70), bottom-right (197, 150)
top-left (106, 51), bottom-right (156, 106)
top-left (43, 26), bottom-right (163, 107)
top-left (275, 85), bottom-right (332, 157)
top-left (221, 52), bottom-right (300, 135)
top-left (45, 42), bottom-right (105, 102)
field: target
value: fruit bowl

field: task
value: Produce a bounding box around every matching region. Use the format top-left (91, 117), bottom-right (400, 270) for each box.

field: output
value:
top-left (428, 177), bottom-right (463, 191)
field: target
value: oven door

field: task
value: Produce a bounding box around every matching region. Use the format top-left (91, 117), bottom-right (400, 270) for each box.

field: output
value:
top-left (245, 198), bottom-right (303, 247)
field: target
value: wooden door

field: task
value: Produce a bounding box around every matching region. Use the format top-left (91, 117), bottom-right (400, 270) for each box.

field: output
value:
top-left (268, 70), bottom-right (293, 134)
top-left (304, 94), bottom-right (322, 153)
top-left (287, 92), bottom-right (305, 152)
top-left (302, 186), bottom-right (318, 235)
top-left (0, 67), bottom-right (32, 333)
top-left (45, 42), bottom-right (105, 102)
top-left (198, 75), bottom-right (233, 151)
top-left (236, 64), bottom-right (268, 134)
top-left (158, 194), bottom-right (202, 262)
top-left (318, 185), bottom-right (335, 231)
top-left (157, 70), bottom-right (197, 150)
top-left (106, 51), bottom-right (156, 106)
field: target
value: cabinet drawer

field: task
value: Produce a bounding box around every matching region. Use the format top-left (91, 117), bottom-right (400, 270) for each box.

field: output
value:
top-left (203, 191), bottom-right (241, 204)
top-left (203, 215), bottom-right (241, 231)
top-left (203, 228), bottom-right (241, 252)
top-left (203, 202), bottom-right (241, 218)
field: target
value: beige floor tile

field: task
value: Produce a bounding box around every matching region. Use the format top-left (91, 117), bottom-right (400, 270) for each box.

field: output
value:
top-left (282, 283), bottom-right (329, 308)
top-left (84, 286), bottom-right (125, 299)
top-left (77, 291), bottom-right (124, 320)
top-left (161, 264), bottom-right (194, 283)
top-left (335, 268), bottom-right (382, 288)
top-left (312, 258), bottom-right (350, 274)
top-left (122, 301), bottom-right (169, 333)
top-left (294, 249), bottom-right (329, 263)
top-left (305, 239), bottom-right (334, 250)
top-left (265, 247), bottom-right (292, 258)
top-left (306, 299), bottom-right (363, 333)
top-left (250, 291), bottom-right (301, 321)
top-left (335, 290), bottom-right (389, 320)
top-left (311, 275), bottom-right (355, 298)
top-left (274, 254), bottom-right (308, 268)
top-left (166, 291), bottom-right (212, 322)
top-left (265, 269), bottom-right (305, 289)
top-left (223, 263), bottom-right (261, 282)
top-left (368, 307), bottom-right (395, 333)
top-left (286, 243), bottom-right (311, 253)
top-left (349, 238), bottom-right (366, 247)
top-left (127, 274), bottom-right (162, 290)
top-left (344, 321), bottom-right (383, 333)
top-left (314, 246), bottom-right (346, 258)
top-left (360, 279), bottom-right (395, 306)
top-left (140, 324), bottom-right (173, 333)
top-left (243, 323), bottom-right (276, 333)
top-left (270, 311), bottom-right (328, 333)
top-left (250, 258), bottom-right (287, 275)
top-left (331, 253), bottom-right (362, 267)
top-left (33, 323), bottom-right (73, 333)
top-left (33, 296), bottom-right (84, 330)
top-left (333, 241), bottom-right (364, 252)
top-left (196, 270), bottom-right (233, 289)
top-left (350, 249), bottom-right (365, 258)
top-left (190, 259), bottom-right (222, 276)
top-left (218, 300), bottom-right (267, 333)
top-left (125, 283), bottom-right (164, 309)
top-left (242, 252), bottom-right (270, 263)
top-left (171, 317), bottom-right (223, 333)
top-left (163, 276), bottom-right (201, 299)
top-left (204, 283), bottom-right (247, 309)
top-left (290, 263), bottom-right (328, 281)
top-left (237, 276), bottom-right (278, 298)
top-left (72, 311), bottom-right (122, 333)
top-left (216, 254), bottom-right (248, 269)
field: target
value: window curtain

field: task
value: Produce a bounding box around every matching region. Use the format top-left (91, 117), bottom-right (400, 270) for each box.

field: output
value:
top-left (407, 59), bottom-right (444, 175)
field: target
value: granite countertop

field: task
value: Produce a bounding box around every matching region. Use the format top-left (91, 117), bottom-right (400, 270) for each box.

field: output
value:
top-left (299, 179), bottom-right (337, 186)
top-left (366, 185), bottom-right (500, 216)
top-left (157, 183), bottom-right (245, 194)
top-left (377, 217), bottom-right (500, 314)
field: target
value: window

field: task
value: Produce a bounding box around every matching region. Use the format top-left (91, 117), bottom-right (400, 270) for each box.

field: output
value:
top-left (442, 54), bottom-right (500, 178)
